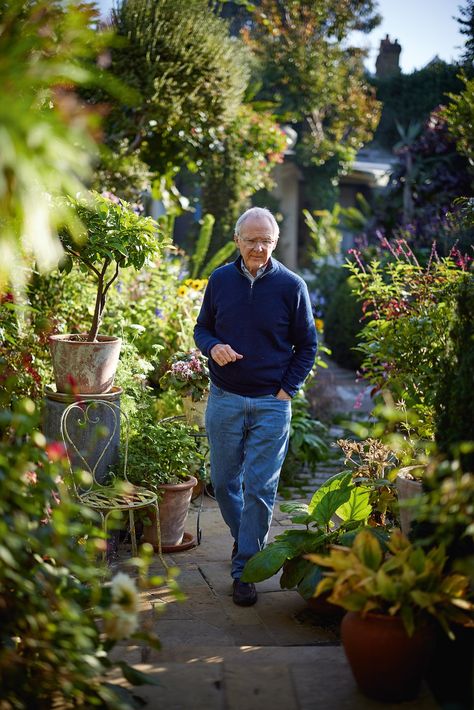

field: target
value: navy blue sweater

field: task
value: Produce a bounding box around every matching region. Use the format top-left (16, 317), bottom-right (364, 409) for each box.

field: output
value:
top-left (194, 257), bottom-right (317, 398)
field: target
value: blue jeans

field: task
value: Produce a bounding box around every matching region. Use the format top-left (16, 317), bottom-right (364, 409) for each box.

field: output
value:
top-left (205, 383), bottom-right (292, 579)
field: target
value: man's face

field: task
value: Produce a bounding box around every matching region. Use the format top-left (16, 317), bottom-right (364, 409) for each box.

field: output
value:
top-left (234, 216), bottom-right (277, 276)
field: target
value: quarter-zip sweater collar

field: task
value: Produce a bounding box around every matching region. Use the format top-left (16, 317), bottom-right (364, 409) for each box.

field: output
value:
top-left (194, 257), bottom-right (317, 398)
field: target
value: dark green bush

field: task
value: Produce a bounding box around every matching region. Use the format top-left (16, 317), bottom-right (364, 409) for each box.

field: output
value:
top-left (323, 276), bottom-right (364, 370)
top-left (434, 274), bottom-right (474, 470)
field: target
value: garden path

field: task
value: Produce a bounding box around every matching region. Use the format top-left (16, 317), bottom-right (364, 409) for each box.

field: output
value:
top-left (111, 361), bottom-right (437, 709)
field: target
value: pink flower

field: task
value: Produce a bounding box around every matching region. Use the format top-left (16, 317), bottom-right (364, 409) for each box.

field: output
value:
top-left (45, 441), bottom-right (67, 462)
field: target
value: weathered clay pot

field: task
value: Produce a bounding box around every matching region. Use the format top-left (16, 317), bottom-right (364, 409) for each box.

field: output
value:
top-left (396, 470), bottom-right (423, 535)
top-left (143, 475), bottom-right (198, 549)
top-left (182, 395), bottom-right (208, 428)
top-left (49, 334), bottom-right (122, 394)
top-left (341, 611), bottom-right (436, 702)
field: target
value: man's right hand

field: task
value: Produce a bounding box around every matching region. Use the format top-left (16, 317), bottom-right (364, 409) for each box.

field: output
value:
top-left (210, 344), bottom-right (243, 366)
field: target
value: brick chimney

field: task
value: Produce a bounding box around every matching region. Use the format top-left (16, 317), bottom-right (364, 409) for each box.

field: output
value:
top-left (375, 34), bottom-right (401, 77)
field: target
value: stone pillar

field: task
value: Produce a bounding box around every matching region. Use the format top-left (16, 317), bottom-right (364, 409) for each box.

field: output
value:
top-left (271, 161), bottom-right (302, 270)
top-left (43, 386), bottom-right (123, 484)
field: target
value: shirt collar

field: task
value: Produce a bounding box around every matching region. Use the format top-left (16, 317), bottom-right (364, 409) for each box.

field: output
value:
top-left (239, 256), bottom-right (272, 283)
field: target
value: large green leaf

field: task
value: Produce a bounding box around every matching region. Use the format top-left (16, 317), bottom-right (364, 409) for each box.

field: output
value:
top-left (336, 486), bottom-right (372, 522)
top-left (297, 564), bottom-right (325, 600)
top-left (353, 530), bottom-right (383, 570)
top-left (308, 471), bottom-right (352, 513)
top-left (309, 473), bottom-right (353, 527)
top-left (280, 557), bottom-right (312, 589)
top-left (240, 540), bottom-right (296, 582)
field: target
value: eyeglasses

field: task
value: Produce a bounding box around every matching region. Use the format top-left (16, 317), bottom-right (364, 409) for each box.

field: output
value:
top-left (238, 238), bottom-right (275, 248)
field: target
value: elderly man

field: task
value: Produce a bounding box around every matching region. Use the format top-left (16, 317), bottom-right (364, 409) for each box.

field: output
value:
top-left (194, 207), bottom-right (317, 606)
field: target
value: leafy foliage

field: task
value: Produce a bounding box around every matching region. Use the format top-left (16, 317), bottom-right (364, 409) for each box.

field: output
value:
top-left (371, 61), bottom-right (465, 149)
top-left (433, 273), bottom-right (474, 469)
top-left (200, 103), bottom-right (288, 252)
top-left (310, 529), bottom-right (473, 638)
top-left (159, 349), bottom-right (209, 402)
top-left (347, 253), bottom-right (472, 439)
top-left (323, 276), bottom-right (364, 370)
top-left (59, 191), bottom-right (168, 341)
top-left (241, 471), bottom-right (374, 599)
top-left (108, 0), bottom-right (249, 176)
top-left (444, 71), bottom-right (474, 175)
top-left (412, 461), bottom-right (474, 586)
top-left (0, 389), bottom-right (172, 708)
top-left (239, 0), bottom-right (381, 167)
top-left (0, 0), bottom-right (114, 291)
top-left (372, 108), bottom-right (473, 252)
top-left (126, 416), bottom-right (201, 488)
top-left (336, 438), bottom-right (398, 526)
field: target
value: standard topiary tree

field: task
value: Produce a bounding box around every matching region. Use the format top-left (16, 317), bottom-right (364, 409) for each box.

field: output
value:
top-left (107, 0), bottom-right (249, 177)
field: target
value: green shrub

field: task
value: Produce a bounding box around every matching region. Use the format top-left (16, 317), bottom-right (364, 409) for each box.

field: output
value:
top-left (434, 274), bottom-right (474, 469)
top-left (0, 388), bottom-right (166, 708)
top-left (323, 277), bottom-right (364, 370)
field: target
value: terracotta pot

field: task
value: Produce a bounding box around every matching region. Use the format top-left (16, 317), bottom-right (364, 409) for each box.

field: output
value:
top-left (396, 471), bottom-right (423, 535)
top-left (49, 334), bottom-right (122, 394)
top-left (182, 395), bottom-right (208, 428)
top-left (191, 479), bottom-right (205, 501)
top-left (341, 611), bottom-right (436, 702)
top-left (143, 475), bottom-right (197, 549)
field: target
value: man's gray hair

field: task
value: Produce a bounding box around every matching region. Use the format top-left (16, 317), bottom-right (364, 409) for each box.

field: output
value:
top-left (234, 207), bottom-right (279, 240)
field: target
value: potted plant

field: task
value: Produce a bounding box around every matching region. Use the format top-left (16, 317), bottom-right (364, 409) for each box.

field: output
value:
top-left (410, 463), bottom-right (474, 708)
top-left (159, 349), bottom-right (210, 427)
top-left (241, 471), bottom-right (378, 609)
top-left (49, 191), bottom-right (167, 393)
top-left (125, 414), bottom-right (201, 550)
top-left (307, 529), bottom-right (474, 702)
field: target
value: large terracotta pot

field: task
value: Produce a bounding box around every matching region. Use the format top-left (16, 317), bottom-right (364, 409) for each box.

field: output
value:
top-left (143, 475), bottom-right (197, 549)
top-left (49, 334), bottom-right (122, 394)
top-left (182, 394), bottom-right (208, 428)
top-left (341, 611), bottom-right (436, 702)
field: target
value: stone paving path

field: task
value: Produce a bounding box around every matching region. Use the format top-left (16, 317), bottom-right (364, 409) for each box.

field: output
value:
top-left (111, 360), bottom-right (437, 709)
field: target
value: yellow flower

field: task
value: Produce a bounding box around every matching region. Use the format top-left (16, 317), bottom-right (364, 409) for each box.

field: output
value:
top-left (315, 318), bottom-right (324, 333)
top-left (184, 279), bottom-right (193, 286)
top-left (177, 285), bottom-right (189, 297)
top-left (191, 279), bottom-right (203, 290)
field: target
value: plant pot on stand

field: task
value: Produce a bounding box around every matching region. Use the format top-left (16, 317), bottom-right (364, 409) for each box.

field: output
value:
top-left (49, 334), bottom-right (122, 394)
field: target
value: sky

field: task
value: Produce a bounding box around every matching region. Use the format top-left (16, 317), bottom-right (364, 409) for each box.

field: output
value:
top-left (352, 0), bottom-right (465, 74)
top-left (96, 0), bottom-right (466, 75)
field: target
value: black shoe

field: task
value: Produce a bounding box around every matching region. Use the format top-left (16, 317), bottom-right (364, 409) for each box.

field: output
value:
top-left (232, 579), bottom-right (257, 606)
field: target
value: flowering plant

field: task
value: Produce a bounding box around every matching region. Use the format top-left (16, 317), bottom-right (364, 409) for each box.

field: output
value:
top-left (160, 349), bottom-right (210, 402)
